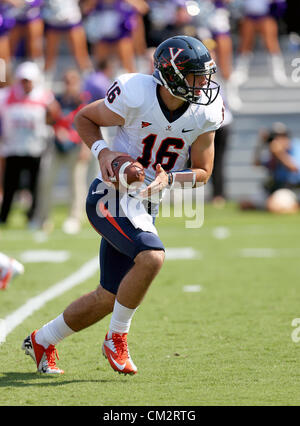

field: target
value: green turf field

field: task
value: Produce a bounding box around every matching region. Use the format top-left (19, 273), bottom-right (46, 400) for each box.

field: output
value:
top-left (1, 203), bottom-right (300, 406)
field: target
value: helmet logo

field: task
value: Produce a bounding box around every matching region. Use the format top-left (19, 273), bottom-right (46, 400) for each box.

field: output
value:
top-left (169, 47), bottom-right (184, 62)
top-left (204, 59), bottom-right (216, 70)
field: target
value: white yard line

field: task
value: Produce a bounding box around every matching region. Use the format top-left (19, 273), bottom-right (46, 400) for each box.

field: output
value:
top-left (0, 257), bottom-right (99, 344)
top-left (183, 285), bottom-right (203, 293)
top-left (239, 248), bottom-right (300, 258)
top-left (165, 248), bottom-right (200, 260)
top-left (0, 247), bottom-right (201, 343)
top-left (240, 248), bottom-right (277, 258)
top-left (212, 227), bottom-right (231, 240)
top-left (20, 250), bottom-right (70, 263)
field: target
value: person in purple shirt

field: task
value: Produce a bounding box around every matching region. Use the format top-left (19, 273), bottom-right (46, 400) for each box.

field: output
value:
top-left (83, 0), bottom-right (147, 73)
top-left (42, 0), bottom-right (93, 81)
top-left (208, 1), bottom-right (242, 110)
top-left (233, 0), bottom-right (288, 86)
top-left (209, 1), bottom-right (232, 82)
top-left (10, 0), bottom-right (44, 65)
top-left (83, 59), bottom-right (114, 103)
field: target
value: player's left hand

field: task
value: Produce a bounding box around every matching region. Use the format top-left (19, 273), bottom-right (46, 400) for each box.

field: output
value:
top-left (139, 164), bottom-right (168, 198)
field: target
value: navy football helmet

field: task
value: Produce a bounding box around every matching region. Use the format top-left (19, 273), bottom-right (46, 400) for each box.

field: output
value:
top-left (153, 35), bottom-right (220, 105)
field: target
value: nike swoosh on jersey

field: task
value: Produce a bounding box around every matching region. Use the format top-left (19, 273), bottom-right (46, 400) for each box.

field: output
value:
top-left (182, 128), bottom-right (194, 133)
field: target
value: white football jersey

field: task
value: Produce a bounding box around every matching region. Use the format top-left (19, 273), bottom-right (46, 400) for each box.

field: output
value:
top-left (101, 73), bottom-right (224, 184)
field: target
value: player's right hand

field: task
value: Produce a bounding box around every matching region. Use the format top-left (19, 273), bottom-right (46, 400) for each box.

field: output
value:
top-left (98, 149), bottom-right (124, 183)
top-left (139, 164), bottom-right (168, 198)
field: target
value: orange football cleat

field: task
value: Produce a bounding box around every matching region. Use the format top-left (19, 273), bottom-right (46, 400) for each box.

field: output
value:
top-left (22, 330), bottom-right (64, 374)
top-left (102, 332), bottom-right (137, 375)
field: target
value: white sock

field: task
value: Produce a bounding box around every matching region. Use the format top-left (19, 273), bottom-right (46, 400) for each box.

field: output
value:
top-left (108, 300), bottom-right (137, 337)
top-left (35, 314), bottom-right (74, 349)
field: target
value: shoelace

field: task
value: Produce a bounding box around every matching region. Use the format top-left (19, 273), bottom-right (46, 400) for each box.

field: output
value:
top-left (112, 334), bottom-right (129, 360)
top-left (45, 345), bottom-right (60, 369)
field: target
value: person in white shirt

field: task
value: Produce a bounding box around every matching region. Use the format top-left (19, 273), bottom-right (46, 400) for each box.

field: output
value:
top-left (0, 62), bottom-right (60, 225)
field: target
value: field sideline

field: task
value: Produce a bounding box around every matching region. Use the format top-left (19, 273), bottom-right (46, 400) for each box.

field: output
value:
top-left (1, 203), bottom-right (300, 406)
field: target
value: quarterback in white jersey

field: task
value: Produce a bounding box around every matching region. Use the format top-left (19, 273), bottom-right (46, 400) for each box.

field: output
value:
top-left (102, 72), bottom-right (223, 186)
top-left (22, 36), bottom-right (223, 377)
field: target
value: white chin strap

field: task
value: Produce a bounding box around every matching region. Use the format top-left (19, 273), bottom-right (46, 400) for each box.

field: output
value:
top-left (156, 71), bottom-right (187, 102)
top-left (155, 70), bottom-right (204, 103)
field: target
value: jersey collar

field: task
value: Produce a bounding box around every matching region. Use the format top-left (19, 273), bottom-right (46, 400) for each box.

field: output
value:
top-left (156, 85), bottom-right (189, 123)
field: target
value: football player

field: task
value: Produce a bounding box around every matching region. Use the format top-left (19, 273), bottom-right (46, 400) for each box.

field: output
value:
top-left (22, 36), bottom-right (224, 375)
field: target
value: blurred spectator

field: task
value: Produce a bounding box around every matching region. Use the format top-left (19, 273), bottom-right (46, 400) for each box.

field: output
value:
top-left (232, 0), bottom-right (288, 86)
top-left (0, 156), bottom-right (4, 203)
top-left (209, 1), bottom-right (232, 82)
top-left (42, 0), bottom-right (93, 83)
top-left (264, 125), bottom-right (300, 191)
top-left (0, 252), bottom-right (24, 290)
top-left (0, 0), bottom-right (17, 75)
top-left (211, 92), bottom-right (233, 207)
top-left (33, 69), bottom-right (89, 234)
top-left (163, 1), bottom-right (195, 39)
top-left (285, 0), bottom-right (300, 40)
top-left (10, 0), bottom-right (44, 67)
top-left (83, 0), bottom-right (144, 74)
top-left (208, 0), bottom-right (242, 110)
top-left (240, 122), bottom-right (300, 213)
top-left (130, 0), bottom-right (149, 72)
top-left (83, 58), bottom-right (122, 148)
top-left (0, 61), bottom-right (60, 225)
top-left (83, 58), bottom-right (114, 103)
top-left (144, 0), bottom-right (192, 47)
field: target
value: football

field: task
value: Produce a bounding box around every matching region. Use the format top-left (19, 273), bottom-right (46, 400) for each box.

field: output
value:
top-left (110, 155), bottom-right (145, 190)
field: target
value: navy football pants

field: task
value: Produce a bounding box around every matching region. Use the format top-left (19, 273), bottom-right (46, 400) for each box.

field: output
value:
top-left (86, 179), bottom-right (165, 294)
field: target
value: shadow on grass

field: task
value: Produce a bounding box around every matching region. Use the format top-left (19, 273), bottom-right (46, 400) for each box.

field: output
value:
top-left (0, 372), bottom-right (114, 387)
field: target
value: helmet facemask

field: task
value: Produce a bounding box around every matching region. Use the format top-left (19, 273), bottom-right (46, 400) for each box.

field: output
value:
top-left (157, 64), bottom-right (220, 106)
top-left (177, 72), bottom-right (220, 106)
